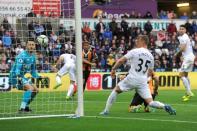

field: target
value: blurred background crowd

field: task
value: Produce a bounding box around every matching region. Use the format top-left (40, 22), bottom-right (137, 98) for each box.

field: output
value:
top-left (0, 8), bottom-right (197, 73)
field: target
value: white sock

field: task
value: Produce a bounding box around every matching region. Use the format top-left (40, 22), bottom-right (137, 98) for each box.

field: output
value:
top-left (186, 77), bottom-right (190, 86)
top-left (149, 101), bottom-right (165, 109)
top-left (67, 84), bottom-right (74, 97)
top-left (181, 77), bottom-right (191, 94)
top-left (20, 102), bottom-right (27, 109)
top-left (104, 90), bottom-right (118, 112)
top-left (56, 76), bottom-right (61, 84)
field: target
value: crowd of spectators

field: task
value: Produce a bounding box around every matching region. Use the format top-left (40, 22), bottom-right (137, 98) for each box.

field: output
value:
top-left (95, 9), bottom-right (197, 20)
top-left (83, 17), bottom-right (197, 72)
top-left (0, 15), bottom-right (197, 73)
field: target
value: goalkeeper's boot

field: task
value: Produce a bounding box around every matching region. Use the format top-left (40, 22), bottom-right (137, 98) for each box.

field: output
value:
top-left (25, 106), bottom-right (32, 112)
top-left (164, 105), bottom-right (176, 115)
top-left (18, 108), bottom-right (31, 113)
top-left (53, 83), bottom-right (62, 89)
top-left (100, 110), bottom-right (109, 116)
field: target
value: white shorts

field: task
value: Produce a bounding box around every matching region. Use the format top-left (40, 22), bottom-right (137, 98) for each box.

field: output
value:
top-left (118, 76), bottom-right (152, 99)
top-left (57, 64), bottom-right (76, 81)
top-left (180, 58), bottom-right (194, 72)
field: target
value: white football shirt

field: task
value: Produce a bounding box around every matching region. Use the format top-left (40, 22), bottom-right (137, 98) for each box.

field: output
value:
top-left (178, 33), bottom-right (194, 59)
top-left (124, 48), bottom-right (154, 82)
top-left (61, 53), bottom-right (76, 66)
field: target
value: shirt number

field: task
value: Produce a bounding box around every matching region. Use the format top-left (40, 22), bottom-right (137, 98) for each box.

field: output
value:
top-left (136, 58), bottom-right (151, 74)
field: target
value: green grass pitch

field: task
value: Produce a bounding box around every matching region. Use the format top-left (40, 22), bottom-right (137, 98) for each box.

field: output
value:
top-left (0, 90), bottom-right (197, 131)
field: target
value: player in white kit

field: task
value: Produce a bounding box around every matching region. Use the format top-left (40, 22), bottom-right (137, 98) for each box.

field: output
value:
top-left (53, 50), bottom-right (76, 100)
top-left (100, 35), bottom-right (176, 115)
top-left (176, 25), bottom-right (195, 101)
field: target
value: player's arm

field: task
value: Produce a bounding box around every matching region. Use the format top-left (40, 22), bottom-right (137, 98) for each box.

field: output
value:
top-left (179, 42), bottom-right (187, 52)
top-left (14, 55), bottom-right (24, 76)
top-left (92, 50), bottom-right (98, 62)
top-left (54, 55), bottom-right (64, 68)
top-left (175, 44), bottom-right (186, 57)
top-left (112, 56), bottom-right (127, 70)
top-left (83, 59), bottom-right (96, 66)
top-left (148, 69), bottom-right (159, 95)
top-left (175, 39), bottom-right (187, 58)
top-left (31, 56), bottom-right (40, 78)
top-left (111, 56), bottom-right (127, 78)
top-left (153, 75), bottom-right (159, 95)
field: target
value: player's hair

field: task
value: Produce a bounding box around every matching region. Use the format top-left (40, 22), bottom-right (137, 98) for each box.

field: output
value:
top-left (82, 41), bottom-right (90, 45)
top-left (26, 40), bottom-right (36, 45)
top-left (27, 37), bottom-right (35, 42)
top-left (180, 24), bottom-right (187, 30)
top-left (138, 35), bottom-right (149, 45)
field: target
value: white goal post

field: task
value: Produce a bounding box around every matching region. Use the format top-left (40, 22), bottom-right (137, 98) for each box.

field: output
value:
top-left (74, 0), bottom-right (84, 117)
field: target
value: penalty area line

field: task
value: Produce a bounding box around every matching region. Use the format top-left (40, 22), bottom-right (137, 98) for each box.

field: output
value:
top-left (84, 115), bottom-right (197, 124)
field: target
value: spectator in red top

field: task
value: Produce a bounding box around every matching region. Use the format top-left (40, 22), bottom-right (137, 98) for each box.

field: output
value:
top-left (167, 20), bottom-right (177, 36)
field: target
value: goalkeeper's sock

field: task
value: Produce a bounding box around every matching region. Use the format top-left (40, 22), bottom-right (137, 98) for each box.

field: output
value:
top-left (27, 92), bottom-right (38, 106)
top-left (67, 84), bottom-right (74, 97)
top-left (20, 90), bottom-right (32, 109)
top-left (104, 90), bottom-right (117, 112)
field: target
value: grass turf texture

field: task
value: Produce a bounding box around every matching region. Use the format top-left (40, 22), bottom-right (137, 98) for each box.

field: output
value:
top-left (0, 90), bottom-right (197, 131)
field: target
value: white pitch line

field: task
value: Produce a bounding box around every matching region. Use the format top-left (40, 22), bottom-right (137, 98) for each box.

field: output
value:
top-left (82, 100), bottom-right (197, 107)
top-left (44, 100), bottom-right (197, 107)
top-left (84, 115), bottom-right (197, 124)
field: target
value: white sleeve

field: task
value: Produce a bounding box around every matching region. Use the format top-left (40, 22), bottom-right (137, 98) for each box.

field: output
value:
top-left (60, 54), bottom-right (64, 58)
top-left (179, 37), bottom-right (187, 45)
top-left (124, 50), bottom-right (135, 60)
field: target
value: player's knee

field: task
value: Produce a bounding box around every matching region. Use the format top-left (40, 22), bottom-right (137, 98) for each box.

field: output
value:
top-left (114, 86), bottom-right (122, 94)
top-left (34, 88), bottom-right (39, 93)
top-left (145, 98), bottom-right (153, 105)
top-left (179, 72), bottom-right (187, 77)
top-left (70, 80), bottom-right (75, 84)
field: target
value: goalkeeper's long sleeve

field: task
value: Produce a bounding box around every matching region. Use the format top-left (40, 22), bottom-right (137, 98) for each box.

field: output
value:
top-left (31, 55), bottom-right (40, 79)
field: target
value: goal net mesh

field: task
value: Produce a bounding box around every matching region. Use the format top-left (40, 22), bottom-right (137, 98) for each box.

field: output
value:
top-left (0, 0), bottom-right (80, 119)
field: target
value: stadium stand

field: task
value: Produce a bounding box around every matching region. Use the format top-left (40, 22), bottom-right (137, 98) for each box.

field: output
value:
top-left (0, 10), bottom-right (197, 73)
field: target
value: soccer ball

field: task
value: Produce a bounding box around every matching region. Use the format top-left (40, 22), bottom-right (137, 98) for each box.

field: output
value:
top-left (37, 35), bottom-right (49, 47)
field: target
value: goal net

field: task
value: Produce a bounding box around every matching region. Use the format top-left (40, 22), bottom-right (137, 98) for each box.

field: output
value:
top-left (0, 0), bottom-right (83, 119)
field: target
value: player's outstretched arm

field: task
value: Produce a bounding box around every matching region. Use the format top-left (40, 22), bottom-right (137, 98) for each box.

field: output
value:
top-left (112, 56), bottom-right (127, 71)
top-left (111, 56), bottom-right (127, 78)
top-left (83, 59), bottom-right (96, 67)
top-left (31, 56), bottom-right (40, 78)
top-left (153, 75), bottom-right (159, 95)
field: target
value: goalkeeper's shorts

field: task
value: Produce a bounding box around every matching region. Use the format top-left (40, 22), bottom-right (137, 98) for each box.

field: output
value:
top-left (9, 76), bottom-right (32, 90)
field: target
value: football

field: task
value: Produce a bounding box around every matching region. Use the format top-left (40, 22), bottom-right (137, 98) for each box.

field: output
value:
top-left (37, 35), bottom-right (49, 47)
